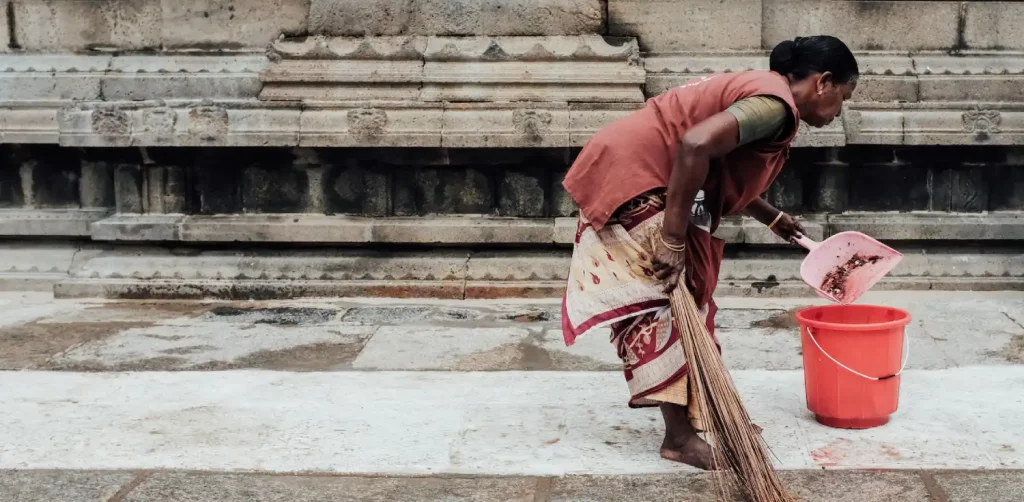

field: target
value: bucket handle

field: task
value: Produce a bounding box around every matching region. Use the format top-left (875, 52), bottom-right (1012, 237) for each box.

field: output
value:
top-left (805, 328), bottom-right (910, 381)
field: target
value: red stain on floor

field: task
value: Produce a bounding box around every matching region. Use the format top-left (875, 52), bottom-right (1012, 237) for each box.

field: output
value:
top-left (810, 438), bottom-right (852, 467)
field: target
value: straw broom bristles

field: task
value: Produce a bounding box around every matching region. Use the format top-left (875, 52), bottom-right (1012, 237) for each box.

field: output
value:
top-left (669, 285), bottom-right (795, 502)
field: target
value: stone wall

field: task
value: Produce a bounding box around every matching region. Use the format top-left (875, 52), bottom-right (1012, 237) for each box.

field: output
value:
top-left (1, 0), bottom-right (1022, 297)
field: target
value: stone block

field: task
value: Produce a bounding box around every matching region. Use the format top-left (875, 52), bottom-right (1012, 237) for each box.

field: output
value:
top-left (828, 213), bottom-right (1024, 240)
top-left (91, 214), bottom-right (183, 241)
top-left (467, 251), bottom-right (569, 281)
top-left (0, 159), bottom-right (23, 208)
top-left (551, 474), bottom-right (723, 501)
top-left (14, 0), bottom-right (162, 51)
top-left (0, 208), bottom-right (109, 237)
top-left (241, 166), bottom-right (309, 213)
top-left (779, 471), bottom-right (930, 502)
top-left (442, 104), bottom-right (570, 148)
top-left (0, 3), bottom-right (8, 52)
top-left (0, 107), bottom-right (60, 144)
top-left (192, 154), bottom-right (243, 215)
top-left (569, 103), bottom-right (643, 146)
top-left (811, 158), bottom-right (848, 213)
top-left (299, 106), bottom-right (444, 148)
top-left (103, 55), bottom-right (266, 101)
top-left (938, 165), bottom-right (989, 213)
top-left (762, 1), bottom-right (961, 51)
top-left (393, 167), bottom-right (494, 215)
top-left (160, 0), bottom-right (309, 49)
top-left (498, 168), bottom-right (546, 217)
top-left (554, 217), bottom-right (576, 244)
top-left (0, 56), bottom-right (105, 101)
top-left (29, 150), bottom-right (81, 209)
top-left (609, 0), bottom-right (761, 52)
top-left (127, 472), bottom-right (536, 502)
top-left (308, 0), bottom-right (603, 36)
top-left (114, 165), bottom-right (144, 213)
top-left (79, 161), bottom-right (115, 209)
top-left (766, 164), bottom-right (804, 213)
top-left (847, 163), bottom-right (929, 212)
top-left (965, 1), bottom-right (1024, 51)
top-left (551, 166), bottom-right (577, 217)
top-left (935, 471), bottom-right (1024, 502)
top-left (991, 157), bottom-right (1024, 211)
top-left (372, 216), bottom-right (554, 244)
top-left (0, 470), bottom-right (135, 502)
top-left (324, 163), bottom-right (390, 217)
top-left (180, 215), bottom-right (370, 242)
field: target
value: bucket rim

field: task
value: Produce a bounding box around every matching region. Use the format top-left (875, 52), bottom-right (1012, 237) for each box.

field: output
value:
top-left (795, 304), bottom-right (912, 331)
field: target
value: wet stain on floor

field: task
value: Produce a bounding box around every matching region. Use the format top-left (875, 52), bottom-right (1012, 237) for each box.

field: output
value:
top-left (204, 306), bottom-right (338, 325)
top-left (993, 334), bottom-right (1024, 363)
top-left (750, 306), bottom-right (808, 330)
top-left (0, 321), bottom-right (151, 370)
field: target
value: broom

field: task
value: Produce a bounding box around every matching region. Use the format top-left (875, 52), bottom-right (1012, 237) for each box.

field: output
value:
top-left (669, 283), bottom-right (795, 502)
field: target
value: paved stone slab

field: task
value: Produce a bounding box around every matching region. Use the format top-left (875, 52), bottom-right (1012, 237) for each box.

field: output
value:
top-left (0, 368), bottom-right (1022, 474)
top-left (126, 472), bottom-right (537, 502)
top-left (549, 473), bottom-right (723, 501)
top-left (778, 471), bottom-right (929, 502)
top-left (55, 323), bottom-right (375, 371)
top-left (354, 326), bottom-right (620, 371)
top-left (718, 328), bottom-right (803, 371)
top-left (0, 470), bottom-right (135, 502)
top-left (935, 471), bottom-right (1024, 502)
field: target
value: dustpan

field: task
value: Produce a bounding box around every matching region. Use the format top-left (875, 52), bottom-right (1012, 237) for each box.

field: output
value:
top-left (792, 231), bottom-right (903, 304)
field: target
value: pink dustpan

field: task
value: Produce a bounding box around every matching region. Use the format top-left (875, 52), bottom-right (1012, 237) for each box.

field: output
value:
top-left (792, 231), bottom-right (903, 304)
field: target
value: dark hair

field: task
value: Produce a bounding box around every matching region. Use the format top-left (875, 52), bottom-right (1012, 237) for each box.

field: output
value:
top-left (769, 36), bottom-right (859, 84)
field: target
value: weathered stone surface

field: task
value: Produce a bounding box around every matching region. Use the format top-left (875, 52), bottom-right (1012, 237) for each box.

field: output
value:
top-left (127, 472), bottom-right (536, 502)
top-left (114, 164), bottom-right (145, 213)
top-left (14, 0), bottom-right (162, 51)
top-left (29, 152), bottom-right (81, 209)
top-left (299, 105), bottom-right (444, 148)
top-left (965, 1), bottom-right (1024, 51)
top-left (829, 213), bottom-right (1024, 241)
top-left (242, 166), bottom-right (309, 213)
top-left (551, 474), bottom-right (724, 501)
top-left (179, 215), bottom-right (368, 242)
top-left (308, 0), bottom-right (603, 36)
top-left (609, 0), bottom-right (761, 52)
top-left (443, 104), bottom-right (570, 148)
top-left (498, 168), bottom-right (546, 217)
top-left (372, 216), bottom-right (554, 244)
top-left (935, 471), bottom-right (1024, 502)
top-left (103, 56), bottom-right (266, 101)
top-left (161, 0), bottom-right (309, 49)
top-left (779, 471), bottom-right (930, 502)
top-left (393, 166), bottom-right (494, 215)
top-left (92, 214), bottom-right (184, 241)
top-left (762, 0), bottom-right (961, 51)
top-left (550, 167), bottom-right (576, 218)
top-left (0, 470), bottom-right (135, 502)
top-left (846, 161), bottom-right (928, 212)
top-left (0, 209), bottom-right (110, 237)
top-left (324, 162), bottom-right (390, 216)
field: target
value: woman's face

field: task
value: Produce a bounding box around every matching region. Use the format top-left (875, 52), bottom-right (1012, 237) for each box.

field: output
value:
top-left (803, 73), bottom-right (857, 128)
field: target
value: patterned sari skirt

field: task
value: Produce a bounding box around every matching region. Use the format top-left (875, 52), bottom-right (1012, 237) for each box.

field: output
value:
top-left (561, 189), bottom-right (724, 422)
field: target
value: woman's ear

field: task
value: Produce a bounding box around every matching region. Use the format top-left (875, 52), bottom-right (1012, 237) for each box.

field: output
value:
top-left (817, 71), bottom-right (835, 94)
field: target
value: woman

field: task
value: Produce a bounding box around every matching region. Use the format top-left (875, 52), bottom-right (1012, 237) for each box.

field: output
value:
top-left (560, 36), bottom-right (859, 470)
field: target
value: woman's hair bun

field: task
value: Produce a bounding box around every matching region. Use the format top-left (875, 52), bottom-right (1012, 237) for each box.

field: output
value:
top-left (768, 36), bottom-right (858, 84)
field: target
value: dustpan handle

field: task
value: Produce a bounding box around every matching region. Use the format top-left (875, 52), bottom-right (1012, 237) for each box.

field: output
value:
top-left (791, 234), bottom-right (819, 251)
top-left (805, 328), bottom-right (910, 381)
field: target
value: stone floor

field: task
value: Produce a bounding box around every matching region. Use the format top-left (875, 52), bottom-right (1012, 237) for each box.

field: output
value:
top-left (0, 291), bottom-right (1022, 501)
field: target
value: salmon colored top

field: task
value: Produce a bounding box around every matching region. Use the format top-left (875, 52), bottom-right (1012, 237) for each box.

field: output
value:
top-left (563, 70), bottom-right (801, 232)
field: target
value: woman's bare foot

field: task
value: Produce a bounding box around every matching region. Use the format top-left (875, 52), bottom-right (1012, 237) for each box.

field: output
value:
top-left (660, 432), bottom-right (718, 470)
top-left (658, 402), bottom-right (719, 471)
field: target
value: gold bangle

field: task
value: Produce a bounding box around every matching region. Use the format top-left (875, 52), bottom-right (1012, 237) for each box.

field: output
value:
top-left (660, 233), bottom-right (686, 252)
top-left (768, 211), bottom-right (785, 230)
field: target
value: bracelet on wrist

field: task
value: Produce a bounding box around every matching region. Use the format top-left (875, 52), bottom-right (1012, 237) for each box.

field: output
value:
top-left (660, 232), bottom-right (686, 252)
top-left (768, 211), bottom-right (784, 230)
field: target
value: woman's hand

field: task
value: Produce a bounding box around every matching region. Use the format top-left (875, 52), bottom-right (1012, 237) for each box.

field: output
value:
top-left (652, 234), bottom-right (687, 294)
top-left (770, 212), bottom-right (805, 242)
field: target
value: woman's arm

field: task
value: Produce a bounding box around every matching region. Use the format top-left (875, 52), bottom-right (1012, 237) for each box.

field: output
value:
top-left (746, 197), bottom-right (805, 240)
top-left (661, 112), bottom-right (741, 245)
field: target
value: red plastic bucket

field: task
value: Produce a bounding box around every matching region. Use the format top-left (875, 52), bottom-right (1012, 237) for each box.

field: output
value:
top-left (795, 305), bottom-right (911, 429)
